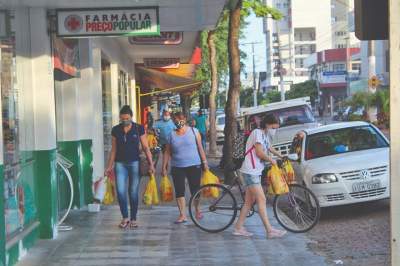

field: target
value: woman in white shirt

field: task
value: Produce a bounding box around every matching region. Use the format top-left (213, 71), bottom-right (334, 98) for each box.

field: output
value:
top-left (233, 114), bottom-right (287, 238)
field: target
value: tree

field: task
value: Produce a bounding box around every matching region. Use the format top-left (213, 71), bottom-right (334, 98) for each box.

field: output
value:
top-left (208, 30), bottom-right (218, 155)
top-left (195, 14), bottom-right (230, 156)
top-left (286, 80), bottom-right (318, 105)
top-left (223, 0), bottom-right (282, 183)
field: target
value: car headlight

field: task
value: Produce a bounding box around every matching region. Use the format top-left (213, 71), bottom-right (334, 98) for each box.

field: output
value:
top-left (312, 173), bottom-right (338, 184)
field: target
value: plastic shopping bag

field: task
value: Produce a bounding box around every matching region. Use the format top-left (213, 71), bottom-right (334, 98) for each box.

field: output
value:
top-left (93, 177), bottom-right (106, 202)
top-left (160, 175), bottom-right (174, 202)
top-left (201, 170), bottom-right (220, 198)
top-left (282, 160), bottom-right (295, 184)
top-left (143, 174), bottom-right (159, 205)
top-left (267, 165), bottom-right (289, 195)
top-left (103, 176), bottom-right (115, 205)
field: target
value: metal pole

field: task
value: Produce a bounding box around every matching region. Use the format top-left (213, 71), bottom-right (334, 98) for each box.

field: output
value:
top-left (389, 0), bottom-right (400, 264)
top-left (252, 43), bottom-right (257, 107)
top-left (276, 21), bottom-right (285, 101)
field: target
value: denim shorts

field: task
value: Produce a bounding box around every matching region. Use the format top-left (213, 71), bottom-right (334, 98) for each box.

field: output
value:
top-left (242, 173), bottom-right (261, 187)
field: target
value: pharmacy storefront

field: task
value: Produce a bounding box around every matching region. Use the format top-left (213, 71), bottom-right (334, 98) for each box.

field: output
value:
top-left (0, 1), bottom-right (225, 265)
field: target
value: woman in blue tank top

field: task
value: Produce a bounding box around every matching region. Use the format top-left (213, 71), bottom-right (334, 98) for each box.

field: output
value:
top-left (162, 112), bottom-right (209, 224)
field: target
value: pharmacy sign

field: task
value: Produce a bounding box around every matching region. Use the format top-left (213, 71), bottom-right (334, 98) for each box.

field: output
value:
top-left (56, 7), bottom-right (160, 37)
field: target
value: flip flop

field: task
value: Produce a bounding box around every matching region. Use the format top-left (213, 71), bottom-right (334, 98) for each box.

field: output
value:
top-left (195, 212), bottom-right (204, 220)
top-left (118, 220), bottom-right (130, 229)
top-left (232, 228), bottom-right (254, 237)
top-left (174, 219), bottom-right (188, 224)
top-left (130, 221), bottom-right (139, 229)
top-left (267, 229), bottom-right (287, 239)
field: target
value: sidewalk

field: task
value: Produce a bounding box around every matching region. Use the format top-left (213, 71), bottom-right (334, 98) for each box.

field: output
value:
top-left (16, 205), bottom-right (326, 266)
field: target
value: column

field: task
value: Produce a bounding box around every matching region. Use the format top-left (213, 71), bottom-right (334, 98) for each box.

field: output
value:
top-left (110, 63), bottom-right (120, 125)
top-left (91, 48), bottom-right (106, 186)
top-left (28, 8), bottom-right (58, 239)
top-left (77, 39), bottom-right (94, 205)
top-left (0, 33), bottom-right (5, 266)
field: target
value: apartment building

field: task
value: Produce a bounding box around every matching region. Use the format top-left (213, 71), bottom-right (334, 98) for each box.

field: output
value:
top-left (263, 0), bottom-right (333, 91)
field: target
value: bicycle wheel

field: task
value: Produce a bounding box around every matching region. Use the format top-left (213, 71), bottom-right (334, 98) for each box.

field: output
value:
top-left (189, 184), bottom-right (238, 233)
top-left (273, 184), bottom-right (320, 233)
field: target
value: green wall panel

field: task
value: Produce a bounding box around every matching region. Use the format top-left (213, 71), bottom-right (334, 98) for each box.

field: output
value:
top-left (33, 149), bottom-right (57, 239)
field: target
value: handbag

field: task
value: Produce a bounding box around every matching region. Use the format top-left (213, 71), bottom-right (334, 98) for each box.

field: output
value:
top-left (135, 123), bottom-right (150, 177)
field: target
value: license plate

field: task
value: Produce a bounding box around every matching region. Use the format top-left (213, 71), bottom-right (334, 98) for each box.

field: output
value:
top-left (352, 180), bottom-right (381, 192)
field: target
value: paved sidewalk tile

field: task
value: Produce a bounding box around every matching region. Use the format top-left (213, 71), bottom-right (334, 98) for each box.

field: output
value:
top-left (16, 205), bottom-right (326, 266)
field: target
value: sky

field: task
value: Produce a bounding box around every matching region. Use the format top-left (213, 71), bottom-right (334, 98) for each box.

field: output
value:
top-left (241, 13), bottom-right (267, 74)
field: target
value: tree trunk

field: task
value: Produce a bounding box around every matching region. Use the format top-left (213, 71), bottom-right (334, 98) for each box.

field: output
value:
top-left (223, 0), bottom-right (242, 184)
top-left (208, 30), bottom-right (218, 156)
top-left (180, 93), bottom-right (192, 118)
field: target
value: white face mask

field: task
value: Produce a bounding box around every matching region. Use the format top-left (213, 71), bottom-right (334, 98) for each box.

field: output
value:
top-left (268, 128), bottom-right (277, 138)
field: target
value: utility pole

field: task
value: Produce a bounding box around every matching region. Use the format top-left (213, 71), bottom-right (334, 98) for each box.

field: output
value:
top-left (241, 42), bottom-right (262, 107)
top-left (276, 21), bottom-right (285, 101)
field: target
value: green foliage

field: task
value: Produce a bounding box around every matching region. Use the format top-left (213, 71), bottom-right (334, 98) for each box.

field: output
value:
top-left (285, 80), bottom-right (318, 105)
top-left (346, 91), bottom-right (374, 109)
top-left (240, 88), bottom-right (281, 107)
top-left (242, 0), bottom-right (283, 19)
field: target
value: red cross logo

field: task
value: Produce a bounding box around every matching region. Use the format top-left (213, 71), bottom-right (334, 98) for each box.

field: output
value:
top-left (64, 15), bottom-right (83, 33)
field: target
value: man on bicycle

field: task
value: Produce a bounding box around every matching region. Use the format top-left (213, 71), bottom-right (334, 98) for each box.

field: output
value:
top-left (233, 114), bottom-right (287, 239)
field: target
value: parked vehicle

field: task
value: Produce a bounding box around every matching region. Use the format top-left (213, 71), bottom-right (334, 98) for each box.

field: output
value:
top-left (238, 97), bottom-right (319, 155)
top-left (288, 121), bottom-right (390, 207)
top-left (216, 114), bottom-right (225, 143)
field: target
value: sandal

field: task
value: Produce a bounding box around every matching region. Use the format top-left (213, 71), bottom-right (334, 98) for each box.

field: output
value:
top-left (232, 228), bottom-right (254, 237)
top-left (118, 220), bottom-right (130, 229)
top-left (267, 228), bottom-right (287, 239)
top-left (130, 221), bottom-right (139, 229)
top-left (195, 212), bottom-right (204, 220)
top-left (174, 218), bottom-right (188, 224)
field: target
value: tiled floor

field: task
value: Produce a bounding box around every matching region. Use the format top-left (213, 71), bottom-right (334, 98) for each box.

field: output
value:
top-left (16, 205), bottom-right (326, 266)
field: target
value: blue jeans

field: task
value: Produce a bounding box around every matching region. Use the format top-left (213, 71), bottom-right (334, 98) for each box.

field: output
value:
top-left (200, 132), bottom-right (206, 150)
top-left (114, 161), bottom-right (140, 220)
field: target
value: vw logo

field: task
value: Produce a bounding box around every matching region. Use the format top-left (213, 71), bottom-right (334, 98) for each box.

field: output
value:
top-left (360, 169), bottom-right (371, 180)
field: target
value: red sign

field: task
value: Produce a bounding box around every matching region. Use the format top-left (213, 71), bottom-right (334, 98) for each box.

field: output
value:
top-left (129, 32), bottom-right (183, 45)
top-left (144, 58), bottom-right (180, 69)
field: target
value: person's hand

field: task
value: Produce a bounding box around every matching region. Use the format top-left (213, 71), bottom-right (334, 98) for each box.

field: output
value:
top-left (270, 159), bottom-right (277, 166)
top-left (161, 167), bottom-right (168, 177)
top-left (148, 164), bottom-right (156, 175)
top-left (203, 162), bottom-right (209, 172)
top-left (104, 167), bottom-right (113, 177)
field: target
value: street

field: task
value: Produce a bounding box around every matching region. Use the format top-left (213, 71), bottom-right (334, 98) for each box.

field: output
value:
top-left (307, 199), bottom-right (390, 266)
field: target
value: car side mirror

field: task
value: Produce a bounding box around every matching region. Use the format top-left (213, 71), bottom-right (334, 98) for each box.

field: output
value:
top-left (287, 153), bottom-right (299, 161)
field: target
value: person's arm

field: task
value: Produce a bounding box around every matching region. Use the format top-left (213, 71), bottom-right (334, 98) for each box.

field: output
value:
top-left (140, 134), bottom-right (155, 174)
top-left (161, 144), bottom-right (171, 176)
top-left (105, 137), bottom-right (117, 176)
top-left (254, 143), bottom-right (277, 165)
top-left (268, 146), bottom-right (283, 159)
top-left (195, 131), bottom-right (209, 171)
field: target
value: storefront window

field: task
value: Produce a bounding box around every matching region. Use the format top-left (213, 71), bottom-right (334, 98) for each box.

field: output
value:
top-left (2, 11), bottom-right (36, 239)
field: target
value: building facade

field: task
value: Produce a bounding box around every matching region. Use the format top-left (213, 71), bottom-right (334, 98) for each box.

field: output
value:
top-left (0, 1), bottom-right (226, 265)
top-left (263, 0), bottom-right (332, 91)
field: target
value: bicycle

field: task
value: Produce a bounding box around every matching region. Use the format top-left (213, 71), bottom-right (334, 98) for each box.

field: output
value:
top-left (188, 159), bottom-right (320, 233)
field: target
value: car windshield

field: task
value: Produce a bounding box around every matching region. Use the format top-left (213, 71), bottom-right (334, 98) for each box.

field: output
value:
top-left (217, 116), bottom-right (225, 125)
top-left (274, 105), bottom-right (315, 127)
top-left (305, 126), bottom-right (388, 160)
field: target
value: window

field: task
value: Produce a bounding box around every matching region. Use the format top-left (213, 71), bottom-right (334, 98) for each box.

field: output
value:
top-left (295, 58), bottom-right (304, 68)
top-left (333, 63), bottom-right (345, 71)
top-left (305, 126), bottom-right (388, 160)
top-left (352, 63), bottom-right (361, 71)
top-left (294, 28), bottom-right (316, 42)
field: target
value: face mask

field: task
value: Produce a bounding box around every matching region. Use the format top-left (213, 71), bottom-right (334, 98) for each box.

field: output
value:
top-left (121, 120), bottom-right (131, 126)
top-left (268, 128), bottom-right (277, 138)
top-left (175, 120), bottom-right (186, 129)
top-left (163, 115), bottom-right (171, 121)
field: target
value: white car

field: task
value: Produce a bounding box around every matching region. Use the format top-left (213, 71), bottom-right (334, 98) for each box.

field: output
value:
top-left (216, 114), bottom-right (225, 143)
top-left (288, 121), bottom-right (390, 207)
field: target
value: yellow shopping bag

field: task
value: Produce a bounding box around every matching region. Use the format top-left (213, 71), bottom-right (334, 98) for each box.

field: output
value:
top-left (201, 170), bottom-right (220, 198)
top-left (282, 160), bottom-right (295, 184)
top-left (160, 175), bottom-right (174, 202)
top-left (103, 176), bottom-right (115, 205)
top-left (267, 165), bottom-right (289, 195)
top-left (143, 174), bottom-right (159, 205)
